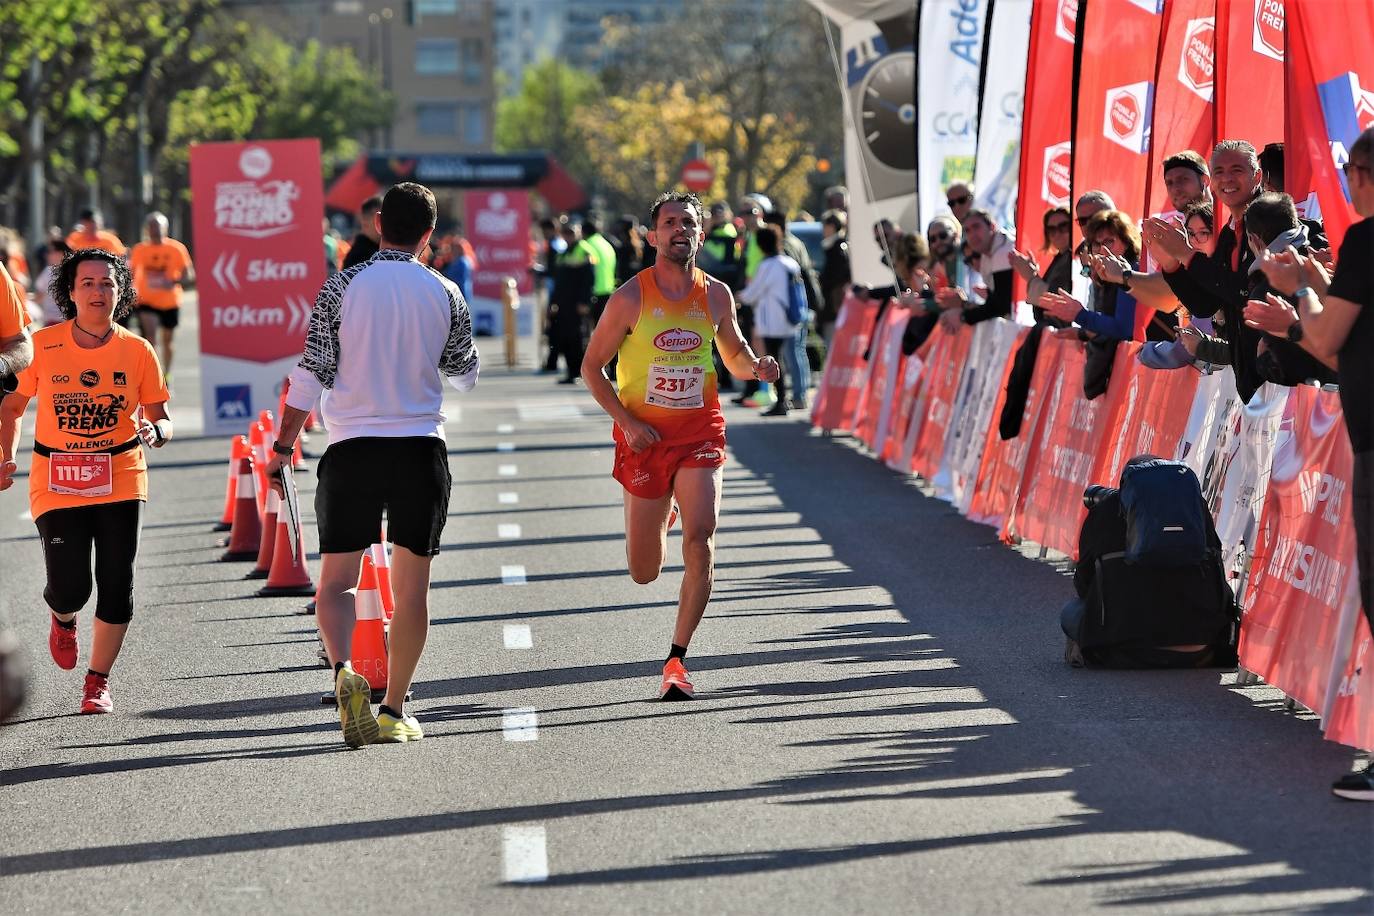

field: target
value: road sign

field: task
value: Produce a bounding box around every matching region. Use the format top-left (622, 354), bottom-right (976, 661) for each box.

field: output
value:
top-left (680, 158), bottom-right (715, 192)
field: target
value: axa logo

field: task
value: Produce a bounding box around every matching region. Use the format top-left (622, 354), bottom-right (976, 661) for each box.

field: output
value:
top-left (1317, 71), bottom-right (1374, 203)
top-left (653, 328), bottom-right (703, 352)
top-left (1102, 81), bottom-right (1154, 154)
top-left (1041, 141), bottom-right (1072, 208)
top-left (1054, 0), bottom-right (1078, 44)
top-left (1252, 0), bottom-right (1284, 62)
top-left (1178, 17), bottom-right (1215, 102)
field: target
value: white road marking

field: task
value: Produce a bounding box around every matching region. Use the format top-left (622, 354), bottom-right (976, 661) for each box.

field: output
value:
top-left (497, 423), bottom-right (515, 434)
top-left (503, 624), bottom-right (533, 649)
top-left (502, 825), bottom-right (548, 883)
top-left (497, 442), bottom-right (516, 453)
top-left (501, 565), bottom-right (527, 585)
top-left (498, 464), bottom-right (518, 477)
top-left (502, 707), bottom-right (539, 741)
top-left (498, 523), bottom-right (522, 539)
top-left (498, 492), bottom-right (519, 505)
top-left (516, 400), bottom-right (581, 422)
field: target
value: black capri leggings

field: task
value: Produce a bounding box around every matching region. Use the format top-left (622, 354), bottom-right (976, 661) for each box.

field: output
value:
top-left (34, 500), bottom-right (144, 624)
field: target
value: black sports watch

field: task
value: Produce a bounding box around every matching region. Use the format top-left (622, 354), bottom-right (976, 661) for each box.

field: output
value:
top-left (271, 440), bottom-right (294, 457)
top-left (1286, 320), bottom-right (1304, 344)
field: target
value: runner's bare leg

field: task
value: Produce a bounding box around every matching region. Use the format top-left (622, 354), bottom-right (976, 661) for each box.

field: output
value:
top-left (159, 327), bottom-right (175, 375)
top-left (315, 550), bottom-right (365, 666)
top-left (624, 490), bottom-right (674, 584)
top-left (669, 466), bottom-right (722, 648)
top-left (88, 621), bottom-right (129, 673)
top-left (383, 545), bottom-right (432, 712)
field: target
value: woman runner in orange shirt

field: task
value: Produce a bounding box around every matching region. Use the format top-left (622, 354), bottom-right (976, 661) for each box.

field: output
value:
top-left (0, 249), bottom-right (172, 714)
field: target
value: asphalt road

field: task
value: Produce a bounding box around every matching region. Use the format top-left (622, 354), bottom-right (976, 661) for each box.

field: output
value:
top-left (1, 314), bottom-right (1371, 913)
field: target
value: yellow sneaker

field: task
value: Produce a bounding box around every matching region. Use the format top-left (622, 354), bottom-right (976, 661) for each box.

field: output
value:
top-left (377, 711), bottom-right (424, 743)
top-left (336, 666), bottom-right (379, 748)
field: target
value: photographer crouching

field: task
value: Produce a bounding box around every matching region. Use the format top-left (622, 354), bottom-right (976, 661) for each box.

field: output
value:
top-left (1063, 455), bottom-right (1240, 668)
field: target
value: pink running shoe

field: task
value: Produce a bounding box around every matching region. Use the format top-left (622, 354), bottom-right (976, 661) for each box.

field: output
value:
top-left (80, 674), bottom-right (113, 714)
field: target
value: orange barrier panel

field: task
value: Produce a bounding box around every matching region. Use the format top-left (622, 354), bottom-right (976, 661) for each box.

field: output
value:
top-left (1007, 341), bottom-right (1126, 558)
top-left (811, 293), bottom-right (882, 433)
top-left (1091, 346), bottom-right (1202, 486)
top-left (966, 327), bottom-right (1041, 530)
top-left (1326, 616), bottom-right (1373, 751)
top-left (854, 305), bottom-right (909, 452)
top-left (1241, 387), bottom-right (1360, 716)
top-left (909, 325), bottom-right (974, 481)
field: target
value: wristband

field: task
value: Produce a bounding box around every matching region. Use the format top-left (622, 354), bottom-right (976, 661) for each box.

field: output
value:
top-left (152, 421), bottom-right (167, 445)
top-left (272, 440), bottom-right (294, 457)
top-left (1293, 286), bottom-right (1314, 300)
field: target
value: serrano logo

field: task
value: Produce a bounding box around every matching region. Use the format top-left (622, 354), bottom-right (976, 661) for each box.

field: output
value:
top-left (653, 328), bottom-right (702, 352)
top-left (239, 146), bottom-right (273, 179)
top-left (1054, 0), bottom-right (1078, 44)
top-left (79, 369), bottom-right (99, 388)
top-left (1178, 18), bottom-right (1216, 102)
top-left (1102, 81), bottom-right (1154, 154)
top-left (1252, 0), bottom-right (1284, 62)
top-left (1041, 142), bottom-right (1073, 207)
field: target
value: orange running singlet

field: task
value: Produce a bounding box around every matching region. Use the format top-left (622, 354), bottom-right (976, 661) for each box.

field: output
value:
top-left (616, 267), bottom-right (725, 445)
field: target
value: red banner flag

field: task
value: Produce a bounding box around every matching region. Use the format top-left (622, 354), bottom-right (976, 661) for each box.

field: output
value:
top-left (1285, 0), bottom-right (1374, 247)
top-left (811, 294), bottom-right (882, 433)
top-left (1072, 0), bottom-right (1167, 226)
top-left (1241, 387), bottom-right (1360, 714)
top-left (1213, 0), bottom-right (1284, 149)
top-left (1145, 0), bottom-right (1217, 221)
top-left (1015, 0), bottom-right (1078, 261)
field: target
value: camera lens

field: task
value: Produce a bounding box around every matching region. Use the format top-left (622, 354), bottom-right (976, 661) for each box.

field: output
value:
top-left (1083, 485), bottom-right (1112, 509)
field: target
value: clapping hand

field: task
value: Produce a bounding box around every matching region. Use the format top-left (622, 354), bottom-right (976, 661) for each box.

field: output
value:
top-left (1009, 248), bottom-right (1040, 282)
top-left (1243, 293), bottom-right (1300, 337)
top-left (934, 286), bottom-right (967, 311)
top-left (1040, 290), bottom-right (1084, 325)
top-left (1090, 249), bottom-right (1131, 285)
top-left (1141, 217), bottom-right (1191, 269)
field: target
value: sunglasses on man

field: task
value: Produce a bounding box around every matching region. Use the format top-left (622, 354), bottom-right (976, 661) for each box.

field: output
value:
top-left (947, 194), bottom-right (971, 208)
top-left (1343, 160), bottom-right (1371, 178)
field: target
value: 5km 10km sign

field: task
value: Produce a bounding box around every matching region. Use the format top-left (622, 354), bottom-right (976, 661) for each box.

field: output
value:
top-left (190, 138), bottom-right (325, 435)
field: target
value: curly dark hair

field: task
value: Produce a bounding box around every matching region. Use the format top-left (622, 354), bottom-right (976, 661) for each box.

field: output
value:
top-left (50, 248), bottom-right (136, 321)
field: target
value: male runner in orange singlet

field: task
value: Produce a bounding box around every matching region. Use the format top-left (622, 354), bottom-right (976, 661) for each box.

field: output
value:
top-left (581, 191), bottom-right (780, 699)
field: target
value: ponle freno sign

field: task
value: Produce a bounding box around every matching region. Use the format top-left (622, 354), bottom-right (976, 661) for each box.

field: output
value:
top-left (190, 138), bottom-right (325, 435)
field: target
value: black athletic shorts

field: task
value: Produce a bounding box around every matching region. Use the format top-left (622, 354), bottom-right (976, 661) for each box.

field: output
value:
top-left (135, 305), bottom-right (179, 329)
top-left (315, 436), bottom-right (451, 556)
top-left (34, 499), bottom-right (143, 624)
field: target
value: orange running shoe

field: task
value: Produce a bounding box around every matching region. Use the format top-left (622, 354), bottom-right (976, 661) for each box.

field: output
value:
top-left (659, 658), bottom-right (694, 700)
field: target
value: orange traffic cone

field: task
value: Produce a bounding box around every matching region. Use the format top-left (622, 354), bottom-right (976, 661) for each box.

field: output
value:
top-left (256, 500), bottom-right (315, 597)
top-left (213, 435), bottom-right (249, 532)
top-left (258, 408), bottom-right (276, 441)
top-left (370, 540), bottom-right (395, 620)
top-left (247, 421), bottom-right (269, 520)
top-left (351, 555), bottom-right (389, 692)
top-left (247, 484), bottom-right (279, 579)
top-left (220, 455), bottom-right (262, 561)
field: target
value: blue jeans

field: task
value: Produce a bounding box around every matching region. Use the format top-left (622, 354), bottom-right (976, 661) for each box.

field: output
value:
top-left (783, 322), bottom-right (811, 403)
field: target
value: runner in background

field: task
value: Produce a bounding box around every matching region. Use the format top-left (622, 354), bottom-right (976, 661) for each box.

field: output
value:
top-left (0, 249), bottom-right (170, 714)
top-left (128, 212), bottom-right (194, 385)
top-left (580, 190), bottom-right (779, 700)
top-left (66, 209), bottom-right (126, 257)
